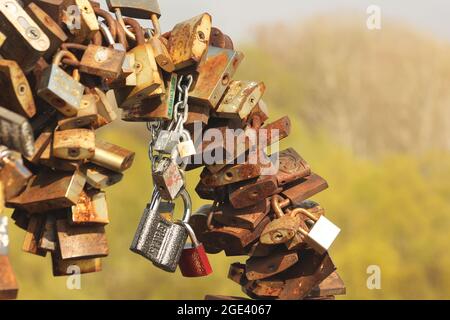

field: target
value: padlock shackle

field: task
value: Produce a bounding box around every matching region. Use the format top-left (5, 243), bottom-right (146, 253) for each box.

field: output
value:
top-left (290, 207), bottom-right (318, 222)
top-left (181, 221), bottom-right (200, 247)
top-left (52, 50), bottom-right (81, 82)
top-left (94, 7), bottom-right (118, 41)
top-left (99, 21), bottom-right (116, 47)
top-left (150, 13), bottom-right (161, 37)
top-left (122, 17), bottom-right (145, 45)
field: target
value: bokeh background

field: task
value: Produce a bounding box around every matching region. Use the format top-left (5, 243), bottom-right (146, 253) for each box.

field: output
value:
top-left (6, 0), bottom-right (450, 299)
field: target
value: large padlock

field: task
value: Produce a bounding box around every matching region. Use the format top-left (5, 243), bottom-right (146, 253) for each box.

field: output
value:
top-left (79, 44), bottom-right (126, 81)
top-left (114, 19), bottom-right (164, 109)
top-left (52, 128), bottom-right (96, 160)
top-left (167, 13), bottom-right (212, 70)
top-left (216, 81), bottom-right (266, 120)
top-left (0, 107), bottom-right (35, 158)
top-left (0, 147), bottom-right (32, 201)
top-left (0, 0), bottom-right (50, 72)
top-left (0, 60), bottom-right (36, 119)
top-left (37, 50), bottom-right (85, 117)
top-left (25, 2), bottom-right (68, 60)
top-left (152, 157), bottom-right (184, 201)
top-left (121, 73), bottom-right (177, 122)
top-left (178, 221), bottom-right (213, 277)
top-left (130, 188), bottom-right (192, 273)
top-left (189, 46), bottom-right (244, 109)
top-left (91, 139), bottom-right (135, 173)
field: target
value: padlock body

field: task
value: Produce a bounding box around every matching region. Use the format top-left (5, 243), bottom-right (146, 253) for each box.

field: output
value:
top-left (152, 159), bottom-right (184, 201)
top-left (306, 216), bottom-right (341, 254)
top-left (37, 65), bottom-right (85, 117)
top-left (53, 129), bottom-right (95, 160)
top-left (106, 0), bottom-right (161, 19)
top-left (91, 139), bottom-right (135, 173)
top-left (179, 243), bottom-right (213, 277)
top-left (80, 45), bottom-right (126, 80)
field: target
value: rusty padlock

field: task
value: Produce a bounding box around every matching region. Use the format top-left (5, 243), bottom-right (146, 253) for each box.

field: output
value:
top-left (178, 221), bottom-right (213, 277)
top-left (52, 127), bottom-right (96, 160)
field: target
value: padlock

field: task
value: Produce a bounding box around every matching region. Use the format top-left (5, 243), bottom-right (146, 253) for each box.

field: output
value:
top-left (80, 163), bottom-right (123, 189)
top-left (22, 215), bottom-right (47, 257)
top-left (0, 147), bottom-right (32, 201)
top-left (121, 73), bottom-right (177, 122)
top-left (7, 169), bottom-right (86, 214)
top-left (201, 163), bottom-right (262, 188)
top-left (274, 148), bottom-right (311, 187)
top-left (91, 139), bottom-right (135, 173)
top-left (39, 141), bottom-right (82, 172)
top-left (152, 157), bottom-right (184, 201)
top-left (248, 99), bottom-right (269, 124)
top-left (37, 50), bottom-right (85, 117)
top-left (245, 251), bottom-right (299, 281)
top-left (178, 221), bottom-right (213, 277)
top-left (0, 107), bottom-right (35, 158)
top-left (51, 252), bottom-right (102, 276)
top-left (216, 81), bottom-right (266, 120)
top-left (38, 213), bottom-right (57, 252)
top-left (0, 255), bottom-right (18, 300)
top-left (57, 94), bottom-right (102, 130)
top-left (211, 199), bottom-right (270, 230)
top-left (153, 129), bottom-right (181, 155)
top-left (167, 13), bottom-right (212, 70)
top-left (114, 19), bottom-right (164, 109)
top-left (189, 47), bottom-right (244, 109)
top-left (106, 0), bottom-right (161, 19)
top-left (79, 44), bottom-right (126, 80)
top-left (56, 218), bottom-right (108, 260)
top-left (177, 130), bottom-right (197, 160)
top-left (0, 0), bottom-right (50, 72)
top-left (281, 173), bottom-right (329, 206)
top-left (0, 60), bottom-right (36, 119)
top-left (23, 0), bottom-right (74, 26)
top-left (64, 0), bottom-right (99, 43)
top-left (228, 175), bottom-right (282, 209)
top-left (53, 128), bottom-right (96, 160)
top-left (130, 188), bottom-right (192, 273)
top-left (70, 189), bottom-right (109, 225)
top-left (307, 271), bottom-right (346, 298)
top-left (25, 2), bottom-right (68, 59)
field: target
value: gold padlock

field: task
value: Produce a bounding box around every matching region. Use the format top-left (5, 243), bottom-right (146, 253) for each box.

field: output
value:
top-left (0, 60), bottom-right (36, 119)
top-left (25, 2), bottom-right (68, 60)
top-left (91, 139), bottom-right (135, 173)
top-left (80, 44), bottom-right (126, 80)
top-left (167, 13), bottom-right (212, 70)
top-left (80, 163), bottom-right (123, 189)
top-left (0, 0), bottom-right (50, 72)
top-left (52, 128), bottom-right (95, 160)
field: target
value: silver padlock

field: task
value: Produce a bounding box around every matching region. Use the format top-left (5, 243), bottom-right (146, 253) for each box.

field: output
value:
top-left (294, 208), bottom-right (341, 254)
top-left (153, 129), bottom-right (181, 154)
top-left (177, 129), bottom-right (196, 160)
top-left (130, 188), bottom-right (192, 273)
top-left (152, 157), bottom-right (185, 201)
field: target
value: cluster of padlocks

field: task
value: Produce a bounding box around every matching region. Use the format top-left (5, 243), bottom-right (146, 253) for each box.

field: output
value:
top-left (0, 0), bottom-right (344, 300)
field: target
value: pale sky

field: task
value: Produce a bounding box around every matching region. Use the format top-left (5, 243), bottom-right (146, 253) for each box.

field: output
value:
top-left (150, 0), bottom-right (450, 42)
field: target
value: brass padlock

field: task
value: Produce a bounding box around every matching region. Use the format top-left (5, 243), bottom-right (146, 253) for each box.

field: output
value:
top-left (7, 169), bottom-right (86, 213)
top-left (64, 0), bottom-right (99, 43)
top-left (80, 163), bottom-right (123, 189)
top-left (70, 189), bottom-right (109, 225)
top-left (167, 13), bottom-right (212, 70)
top-left (56, 218), bottom-right (108, 260)
top-left (0, 0), bottom-right (50, 72)
top-left (121, 73), bottom-right (177, 121)
top-left (53, 128), bottom-right (95, 160)
top-left (189, 47), bottom-right (244, 109)
top-left (91, 139), bottom-right (135, 173)
top-left (216, 81), bottom-right (266, 120)
top-left (0, 147), bottom-right (32, 201)
top-left (37, 50), bottom-right (85, 117)
top-left (114, 20), bottom-right (164, 109)
top-left (25, 2), bottom-right (68, 60)
top-left (80, 44), bottom-right (126, 80)
top-left (0, 60), bottom-right (36, 119)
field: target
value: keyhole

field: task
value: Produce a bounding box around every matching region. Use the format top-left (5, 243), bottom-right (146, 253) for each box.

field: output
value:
top-left (198, 31), bottom-right (206, 41)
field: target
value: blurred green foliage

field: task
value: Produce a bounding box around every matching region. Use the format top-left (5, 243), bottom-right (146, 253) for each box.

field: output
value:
top-left (6, 15), bottom-right (450, 299)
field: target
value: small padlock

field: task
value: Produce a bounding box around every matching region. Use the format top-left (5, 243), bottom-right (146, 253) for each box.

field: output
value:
top-left (178, 221), bottom-right (213, 277)
top-left (152, 157), bottom-right (185, 201)
top-left (0, 0), bottom-right (50, 72)
top-left (80, 44), bottom-right (126, 81)
top-left (177, 130), bottom-right (197, 160)
top-left (130, 188), bottom-right (192, 273)
top-left (37, 50), bottom-right (85, 117)
top-left (0, 60), bottom-right (36, 119)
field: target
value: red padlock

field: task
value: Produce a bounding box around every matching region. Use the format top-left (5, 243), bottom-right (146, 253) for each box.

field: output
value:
top-left (179, 221), bottom-right (213, 277)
